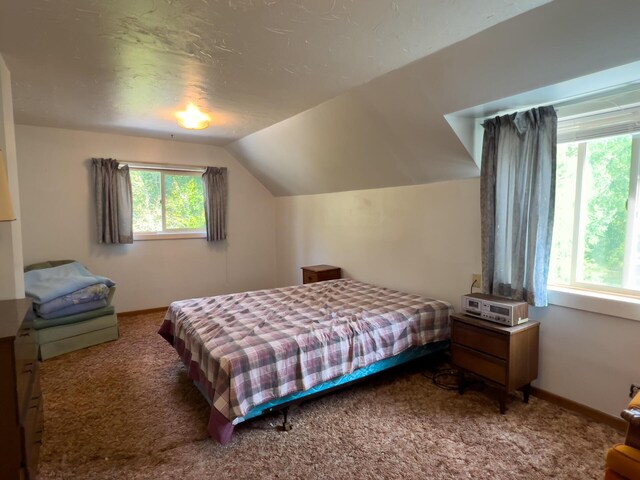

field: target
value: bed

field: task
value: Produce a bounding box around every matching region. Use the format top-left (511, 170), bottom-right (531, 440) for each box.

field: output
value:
top-left (158, 278), bottom-right (452, 444)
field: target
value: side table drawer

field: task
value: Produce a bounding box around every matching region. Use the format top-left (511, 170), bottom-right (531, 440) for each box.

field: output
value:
top-left (452, 321), bottom-right (509, 359)
top-left (303, 271), bottom-right (318, 284)
top-left (301, 266), bottom-right (341, 284)
top-left (452, 344), bottom-right (507, 385)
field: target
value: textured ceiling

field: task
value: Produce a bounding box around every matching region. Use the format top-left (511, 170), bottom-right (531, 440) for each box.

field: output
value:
top-left (229, 0), bottom-right (640, 196)
top-left (0, 0), bottom-right (550, 145)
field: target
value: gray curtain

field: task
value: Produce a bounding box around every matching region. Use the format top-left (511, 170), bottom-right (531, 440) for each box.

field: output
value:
top-left (480, 106), bottom-right (557, 306)
top-left (202, 167), bottom-right (228, 242)
top-left (92, 158), bottom-right (133, 244)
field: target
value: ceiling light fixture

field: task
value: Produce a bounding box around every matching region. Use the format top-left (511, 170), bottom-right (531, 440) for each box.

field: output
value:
top-left (176, 103), bottom-right (210, 130)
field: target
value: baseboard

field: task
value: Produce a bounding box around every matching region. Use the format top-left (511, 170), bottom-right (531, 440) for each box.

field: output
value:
top-left (118, 307), bottom-right (168, 318)
top-left (531, 386), bottom-right (626, 432)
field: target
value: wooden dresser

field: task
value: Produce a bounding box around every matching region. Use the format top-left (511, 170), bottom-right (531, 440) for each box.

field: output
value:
top-left (0, 298), bottom-right (43, 480)
top-left (301, 265), bottom-right (341, 284)
top-left (450, 312), bottom-right (539, 414)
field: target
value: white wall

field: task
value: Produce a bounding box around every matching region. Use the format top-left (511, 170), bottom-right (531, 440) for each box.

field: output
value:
top-left (0, 54), bottom-right (24, 300)
top-left (276, 178), bottom-right (640, 418)
top-left (276, 179), bottom-right (482, 311)
top-left (16, 125), bottom-right (277, 312)
top-left (530, 304), bottom-right (640, 418)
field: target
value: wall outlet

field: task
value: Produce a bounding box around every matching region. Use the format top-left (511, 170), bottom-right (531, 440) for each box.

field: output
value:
top-left (472, 273), bottom-right (482, 290)
top-left (631, 383), bottom-right (640, 398)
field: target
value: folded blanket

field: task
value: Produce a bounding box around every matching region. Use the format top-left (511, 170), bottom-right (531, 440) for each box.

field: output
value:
top-left (38, 299), bottom-right (108, 319)
top-left (35, 283), bottom-right (110, 316)
top-left (24, 261), bottom-right (115, 304)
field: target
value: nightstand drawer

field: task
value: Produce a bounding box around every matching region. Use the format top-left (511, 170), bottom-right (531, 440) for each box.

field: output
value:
top-left (452, 344), bottom-right (507, 385)
top-left (301, 265), bottom-right (341, 284)
top-left (304, 271), bottom-right (319, 284)
top-left (452, 321), bottom-right (509, 360)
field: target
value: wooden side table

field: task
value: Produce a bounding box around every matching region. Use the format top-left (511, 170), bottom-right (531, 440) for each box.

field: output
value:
top-left (301, 265), bottom-right (341, 284)
top-left (450, 312), bottom-right (539, 414)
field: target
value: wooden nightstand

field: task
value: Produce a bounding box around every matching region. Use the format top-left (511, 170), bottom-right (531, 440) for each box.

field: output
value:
top-left (301, 265), bottom-right (341, 284)
top-left (450, 313), bottom-right (539, 414)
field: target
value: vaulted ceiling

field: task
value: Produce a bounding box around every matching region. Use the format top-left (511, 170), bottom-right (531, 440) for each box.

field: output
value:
top-left (228, 0), bottom-right (640, 195)
top-left (0, 0), bottom-right (549, 144)
top-left (2, 0), bottom-right (640, 196)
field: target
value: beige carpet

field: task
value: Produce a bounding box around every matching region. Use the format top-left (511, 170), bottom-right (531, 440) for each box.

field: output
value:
top-left (38, 312), bottom-right (621, 479)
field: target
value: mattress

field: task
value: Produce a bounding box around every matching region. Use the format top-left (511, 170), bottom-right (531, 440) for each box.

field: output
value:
top-left (159, 279), bottom-right (452, 440)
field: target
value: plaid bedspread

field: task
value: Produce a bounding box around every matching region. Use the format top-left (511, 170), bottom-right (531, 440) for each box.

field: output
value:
top-left (159, 279), bottom-right (452, 423)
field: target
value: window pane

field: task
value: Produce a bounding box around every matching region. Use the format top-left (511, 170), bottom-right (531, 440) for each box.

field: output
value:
top-left (131, 170), bottom-right (162, 232)
top-left (629, 225), bottom-right (640, 290)
top-left (165, 174), bottom-right (206, 230)
top-left (549, 143), bottom-right (579, 285)
top-left (576, 135), bottom-right (632, 288)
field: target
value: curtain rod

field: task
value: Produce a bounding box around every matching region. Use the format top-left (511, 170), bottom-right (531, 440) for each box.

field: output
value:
top-left (119, 159), bottom-right (208, 172)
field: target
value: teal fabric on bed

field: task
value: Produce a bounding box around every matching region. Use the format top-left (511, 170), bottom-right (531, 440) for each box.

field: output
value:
top-left (240, 340), bottom-right (449, 422)
top-left (32, 305), bottom-right (115, 330)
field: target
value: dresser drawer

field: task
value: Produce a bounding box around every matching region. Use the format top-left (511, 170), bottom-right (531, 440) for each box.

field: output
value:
top-left (22, 382), bottom-right (44, 477)
top-left (17, 361), bottom-right (39, 423)
top-left (451, 344), bottom-right (507, 385)
top-left (15, 324), bottom-right (37, 368)
top-left (452, 321), bottom-right (509, 359)
top-left (15, 322), bottom-right (38, 397)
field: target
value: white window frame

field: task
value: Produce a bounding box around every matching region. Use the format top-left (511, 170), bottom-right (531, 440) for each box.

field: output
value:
top-left (548, 134), bottom-right (640, 320)
top-left (546, 285), bottom-right (640, 322)
top-left (129, 163), bottom-right (207, 241)
top-left (552, 133), bottom-right (640, 296)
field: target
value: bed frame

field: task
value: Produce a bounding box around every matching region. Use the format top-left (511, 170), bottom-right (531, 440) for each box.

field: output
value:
top-left (255, 340), bottom-right (449, 431)
top-left (195, 340), bottom-right (450, 441)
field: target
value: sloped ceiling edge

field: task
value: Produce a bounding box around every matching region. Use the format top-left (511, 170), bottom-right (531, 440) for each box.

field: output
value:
top-left (227, 0), bottom-right (640, 197)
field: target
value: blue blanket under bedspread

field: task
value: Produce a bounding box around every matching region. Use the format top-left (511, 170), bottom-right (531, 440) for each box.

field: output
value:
top-left (24, 261), bottom-right (115, 304)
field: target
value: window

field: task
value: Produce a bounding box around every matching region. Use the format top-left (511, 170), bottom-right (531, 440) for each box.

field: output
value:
top-left (130, 166), bottom-right (206, 239)
top-left (549, 106), bottom-right (640, 296)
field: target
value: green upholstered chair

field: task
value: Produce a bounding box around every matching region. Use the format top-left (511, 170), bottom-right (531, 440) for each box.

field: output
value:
top-left (25, 260), bottom-right (119, 360)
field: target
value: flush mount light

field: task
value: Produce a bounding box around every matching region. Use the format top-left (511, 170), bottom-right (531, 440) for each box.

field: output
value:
top-left (176, 103), bottom-right (210, 130)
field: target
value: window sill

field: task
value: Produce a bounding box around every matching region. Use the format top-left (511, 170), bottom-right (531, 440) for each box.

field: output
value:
top-left (547, 285), bottom-right (640, 322)
top-left (134, 232), bottom-right (206, 241)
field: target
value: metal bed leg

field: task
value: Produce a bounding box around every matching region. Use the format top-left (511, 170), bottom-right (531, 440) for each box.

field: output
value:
top-left (280, 406), bottom-right (293, 432)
